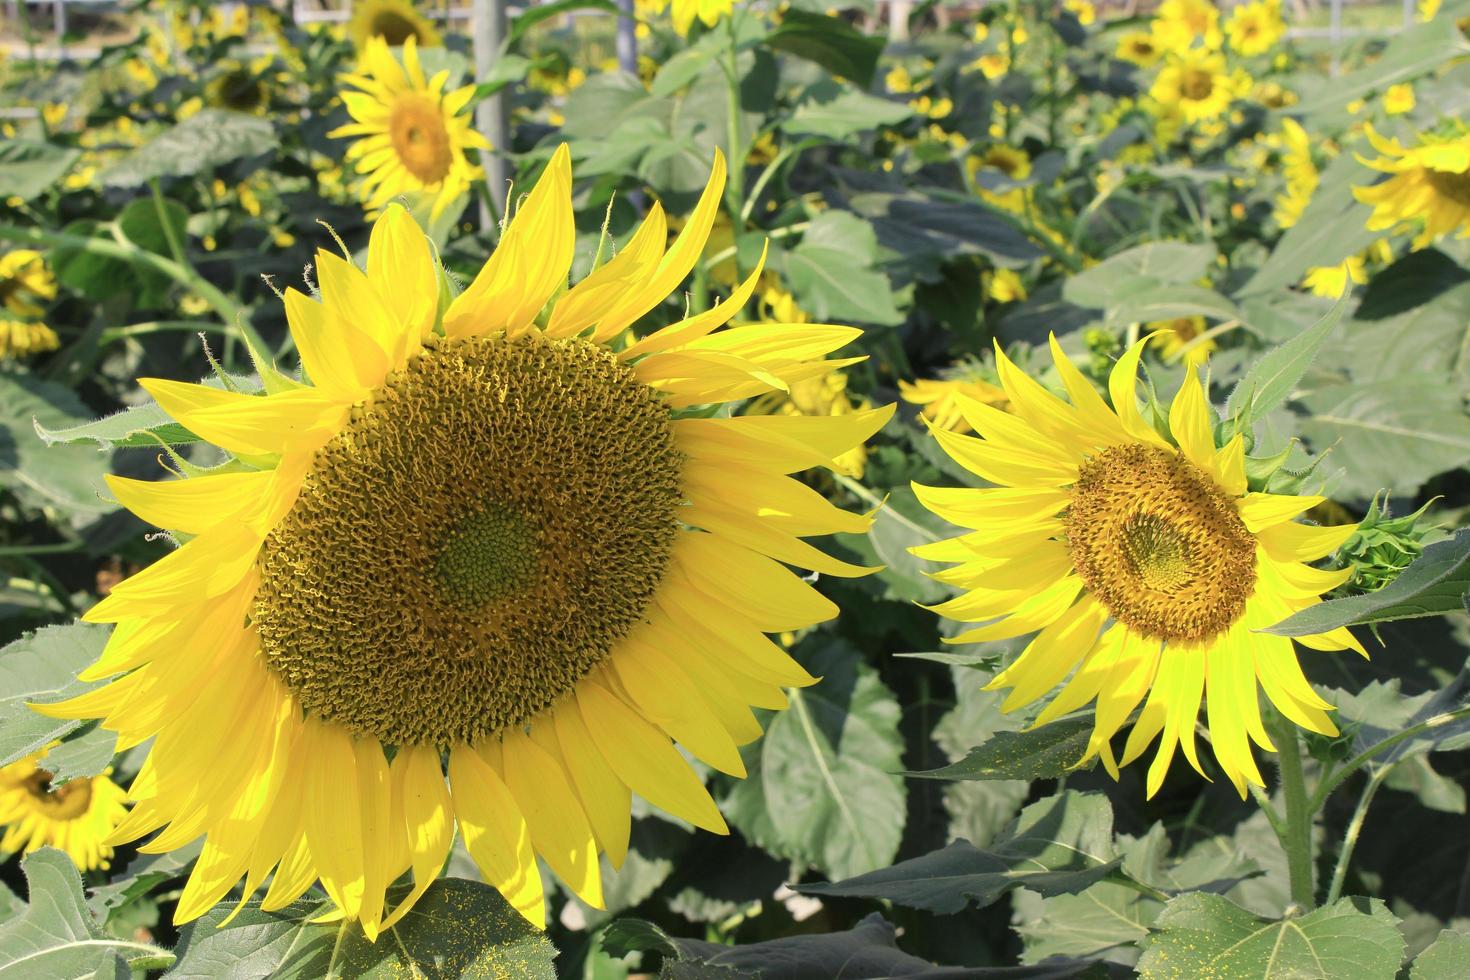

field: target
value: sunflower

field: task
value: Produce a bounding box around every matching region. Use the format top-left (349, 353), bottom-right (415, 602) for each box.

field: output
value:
top-left (348, 0), bottom-right (442, 48)
top-left (657, 0), bottom-right (733, 36)
top-left (1116, 31), bottom-right (1163, 67)
top-left (1150, 51), bottom-right (1249, 124)
top-left (0, 319), bottom-right (61, 360)
top-left (1146, 316), bottom-right (1213, 366)
top-left (36, 146), bottom-right (889, 937)
top-left (1353, 124), bottom-right (1470, 247)
top-left (899, 375), bottom-right (1009, 434)
top-left (0, 751), bottom-right (129, 871)
top-left (1151, 0), bottom-right (1223, 52)
top-left (1225, 0), bottom-right (1285, 57)
top-left (331, 36), bottom-right (487, 222)
top-left (0, 249), bottom-right (57, 319)
top-left (911, 338), bottom-right (1362, 797)
top-left (1384, 83), bottom-right (1416, 116)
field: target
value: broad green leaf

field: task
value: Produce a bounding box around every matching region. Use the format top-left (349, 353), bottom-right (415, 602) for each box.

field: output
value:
top-left (167, 878), bottom-right (556, 979)
top-left (1063, 242), bottom-right (1216, 310)
top-left (798, 791), bottom-right (1123, 913)
top-left (1295, 377), bottom-right (1470, 500)
top-left (1356, 248), bottom-right (1470, 321)
top-left (1226, 291), bottom-right (1349, 428)
top-left (88, 841), bottom-right (202, 919)
top-left (0, 849), bottom-right (174, 978)
top-left (930, 660), bottom-right (1030, 848)
top-left (0, 373), bottom-right (115, 515)
top-left (783, 86), bottom-right (912, 141)
top-left (100, 110), bottom-right (276, 187)
top-left (0, 622), bottom-right (109, 769)
top-left (1015, 823), bottom-right (1257, 967)
top-left (33, 398), bottom-right (200, 449)
top-left (766, 11), bottom-right (885, 88)
top-left (1238, 154), bottom-right (1378, 298)
top-left (722, 640), bottom-right (906, 880)
top-left (1106, 283), bottom-right (1241, 329)
top-left (1267, 530), bottom-right (1470, 636)
top-left (1135, 893), bottom-right (1405, 980)
top-left (906, 715), bottom-right (1095, 781)
top-left (1289, 19), bottom-right (1469, 118)
top-left (36, 722), bottom-right (116, 784)
top-left (0, 139), bottom-right (81, 200)
top-left (603, 912), bottom-right (1102, 978)
top-left (850, 190), bottom-right (1045, 268)
top-left (1331, 670), bottom-right (1470, 764)
top-left (783, 211), bottom-right (903, 326)
top-left (1412, 926), bottom-right (1470, 979)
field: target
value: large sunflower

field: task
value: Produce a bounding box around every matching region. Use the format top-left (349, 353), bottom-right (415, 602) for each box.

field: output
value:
top-left (37, 146), bottom-right (889, 937)
top-left (1149, 51), bottom-right (1249, 124)
top-left (912, 338), bottom-right (1362, 798)
top-left (1353, 124), bottom-right (1470, 248)
top-left (348, 0), bottom-right (442, 49)
top-left (330, 36), bottom-right (487, 221)
top-left (0, 750), bottom-right (129, 871)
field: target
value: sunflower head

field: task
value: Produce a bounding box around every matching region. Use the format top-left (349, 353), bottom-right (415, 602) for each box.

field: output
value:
top-left (349, 0), bottom-right (442, 49)
top-left (912, 337), bottom-right (1363, 799)
top-left (1150, 52), bottom-right (1247, 123)
top-left (0, 751), bottom-right (129, 871)
top-left (330, 36), bottom-right (488, 221)
top-left (1116, 31), bottom-right (1162, 67)
top-left (42, 146), bottom-right (890, 938)
top-left (206, 63), bottom-right (269, 114)
top-left (0, 249), bottom-right (57, 318)
top-left (1226, 0), bottom-right (1286, 56)
top-left (1353, 124), bottom-right (1470, 248)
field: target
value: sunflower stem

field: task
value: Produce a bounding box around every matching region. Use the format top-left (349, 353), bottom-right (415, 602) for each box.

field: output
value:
top-left (1269, 709), bottom-right (1317, 909)
top-left (1324, 765), bottom-right (1390, 906)
top-left (1308, 706), bottom-right (1470, 812)
top-left (721, 12), bottom-right (748, 263)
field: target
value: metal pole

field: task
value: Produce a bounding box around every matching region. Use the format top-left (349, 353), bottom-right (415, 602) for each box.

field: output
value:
top-left (1328, 0), bottom-right (1341, 77)
top-left (472, 0), bottom-right (511, 222)
top-left (614, 0), bottom-right (637, 75)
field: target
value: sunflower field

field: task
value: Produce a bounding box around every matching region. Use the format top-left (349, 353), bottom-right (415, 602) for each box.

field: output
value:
top-left (3, 0), bottom-right (1470, 975)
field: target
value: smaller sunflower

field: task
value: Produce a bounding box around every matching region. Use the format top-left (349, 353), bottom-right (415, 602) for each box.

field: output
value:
top-left (1150, 52), bottom-right (1248, 124)
top-left (1146, 316), bottom-right (1213, 366)
top-left (1151, 0), bottom-right (1223, 52)
top-left (349, 0), bottom-right (442, 48)
top-left (0, 320), bottom-right (61, 360)
top-left (1116, 31), bottom-right (1163, 67)
top-left (0, 751), bottom-right (129, 871)
top-left (656, 0), bottom-right (733, 36)
top-left (1384, 84), bottom-right (1416, 116)
top-left (1225, 0), bottom-right (1286, 57)
top-left (330, 36), bottom-right (488, 221)
top-left (0, 249), bottom-right (57, 319)
top-left (1353, 124), bottom-right (1470, 248)
top-left (899, 375), bottom-right (1009, 434)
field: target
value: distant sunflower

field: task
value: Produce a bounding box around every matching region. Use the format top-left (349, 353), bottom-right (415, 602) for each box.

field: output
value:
top-left (349, 0), bottom-right (441, 48)
top-left (39, 146), bottom-right (889, 936)
top-left (912, 338), bottom-right (1362, 797)
top-left (0, 319), bottom-right (60, 360)
top-left (330, 36), bottom-right (487, 220)
top-left (0, 249), bottom-right (56, 318)
top-left (0, 751), bottom-right (129, 871)
top-left (1225, 0), bottom-right (1286, 56)
top-left (1150, 51), bottom-right (1248, 123)
top-left (899, 375), bottom-right (1009, 434)
top-left (1116, 31), bottom-right (1163, 67)
top-left (1353, 124), bottom-right (1470, 248)
top-left (1151, 0), bottom-right (1223, 51)
top-left (1146, 316), bottom-right (1213, 366)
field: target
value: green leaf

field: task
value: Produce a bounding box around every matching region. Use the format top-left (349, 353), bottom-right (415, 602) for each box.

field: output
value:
top-left (1135, 893), bottom-right (1405, 980)
top-left (1411, 926), bottom-right (1470, 979)
top-left (167, 877), bottom-right (556, 979)
top-left (722, 640), bottom-right (906, 881)
top-left (1226, 291), bottom-right (1349, 428)
top-left (0, 373), bottom-right (115, 515)
top-left (1332, 670), bottom-right (1470, 763)
top-left (88, 842), bottom-right (202, 919)
top-left (783, 212), bottom-right (903, 326)
top-left (0, 139), bottom-right (81, 200)
top-left (766, 11), bottom-right (885, 88)
top-left (782, 85), bottom-right (912, 141)
top-left (798, 791), bottom-right (1123, 913)
top-left (0, 849), bottom-right (175, 977)
top-left (1295, 376), bottom-right (1470, 500)
top-left (100, 110), bottom-right (276, 187)
top-left (36, 722), bottom-right (116, 784)
top-left (1356, 248), bottom-right (1470, 321)
top-left (1289, 19), bottom-right (1469, 119)
top-left (1238, 154), bottom-right (1379, 298)
top-left (0, 622), bottom-right (110, 769)
top-left (905, 715), bottom-right (1095, 781)
top-left (33, 398), bottom-right (200, 449)
top-left (1106, 283), bottom-right (1240, 329)
top-left (1267, 530), bottom-right (1470, 636)
top-left (508, 0), bottom-right (617, 46)
top-left (1014, 823), bottom-right (1258, 967)
top-left (850, 190), bottom-right (1045, 268)
top-left (1063, 242), bottom-right (1216, 310)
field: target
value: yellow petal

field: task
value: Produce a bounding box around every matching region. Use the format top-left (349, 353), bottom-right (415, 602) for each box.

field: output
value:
top-left (448, 743), bottom-right (545, 928)
top-left (500, 730), bottom-right (604, 908)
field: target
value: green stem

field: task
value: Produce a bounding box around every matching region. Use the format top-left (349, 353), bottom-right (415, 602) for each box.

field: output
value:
top-left (1324, 766), bottom-right (1390, 906)
top-left (0, 542), bottom-right (83, 557)
top-left (0, 224), bottom-right (266, 355)
top-left (1269, 709), bottom-right (1316, 909)
top-left (721, 14), bottom-right (748, 256)
top-left (1309, 706), bottom-right (1470, 812)
top-left (99, 320), bottom-right (234, 345)
top-left (149, 179), bottom-right (187, 265)
top-left (1247, 781), bottom-right (1288, 842)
